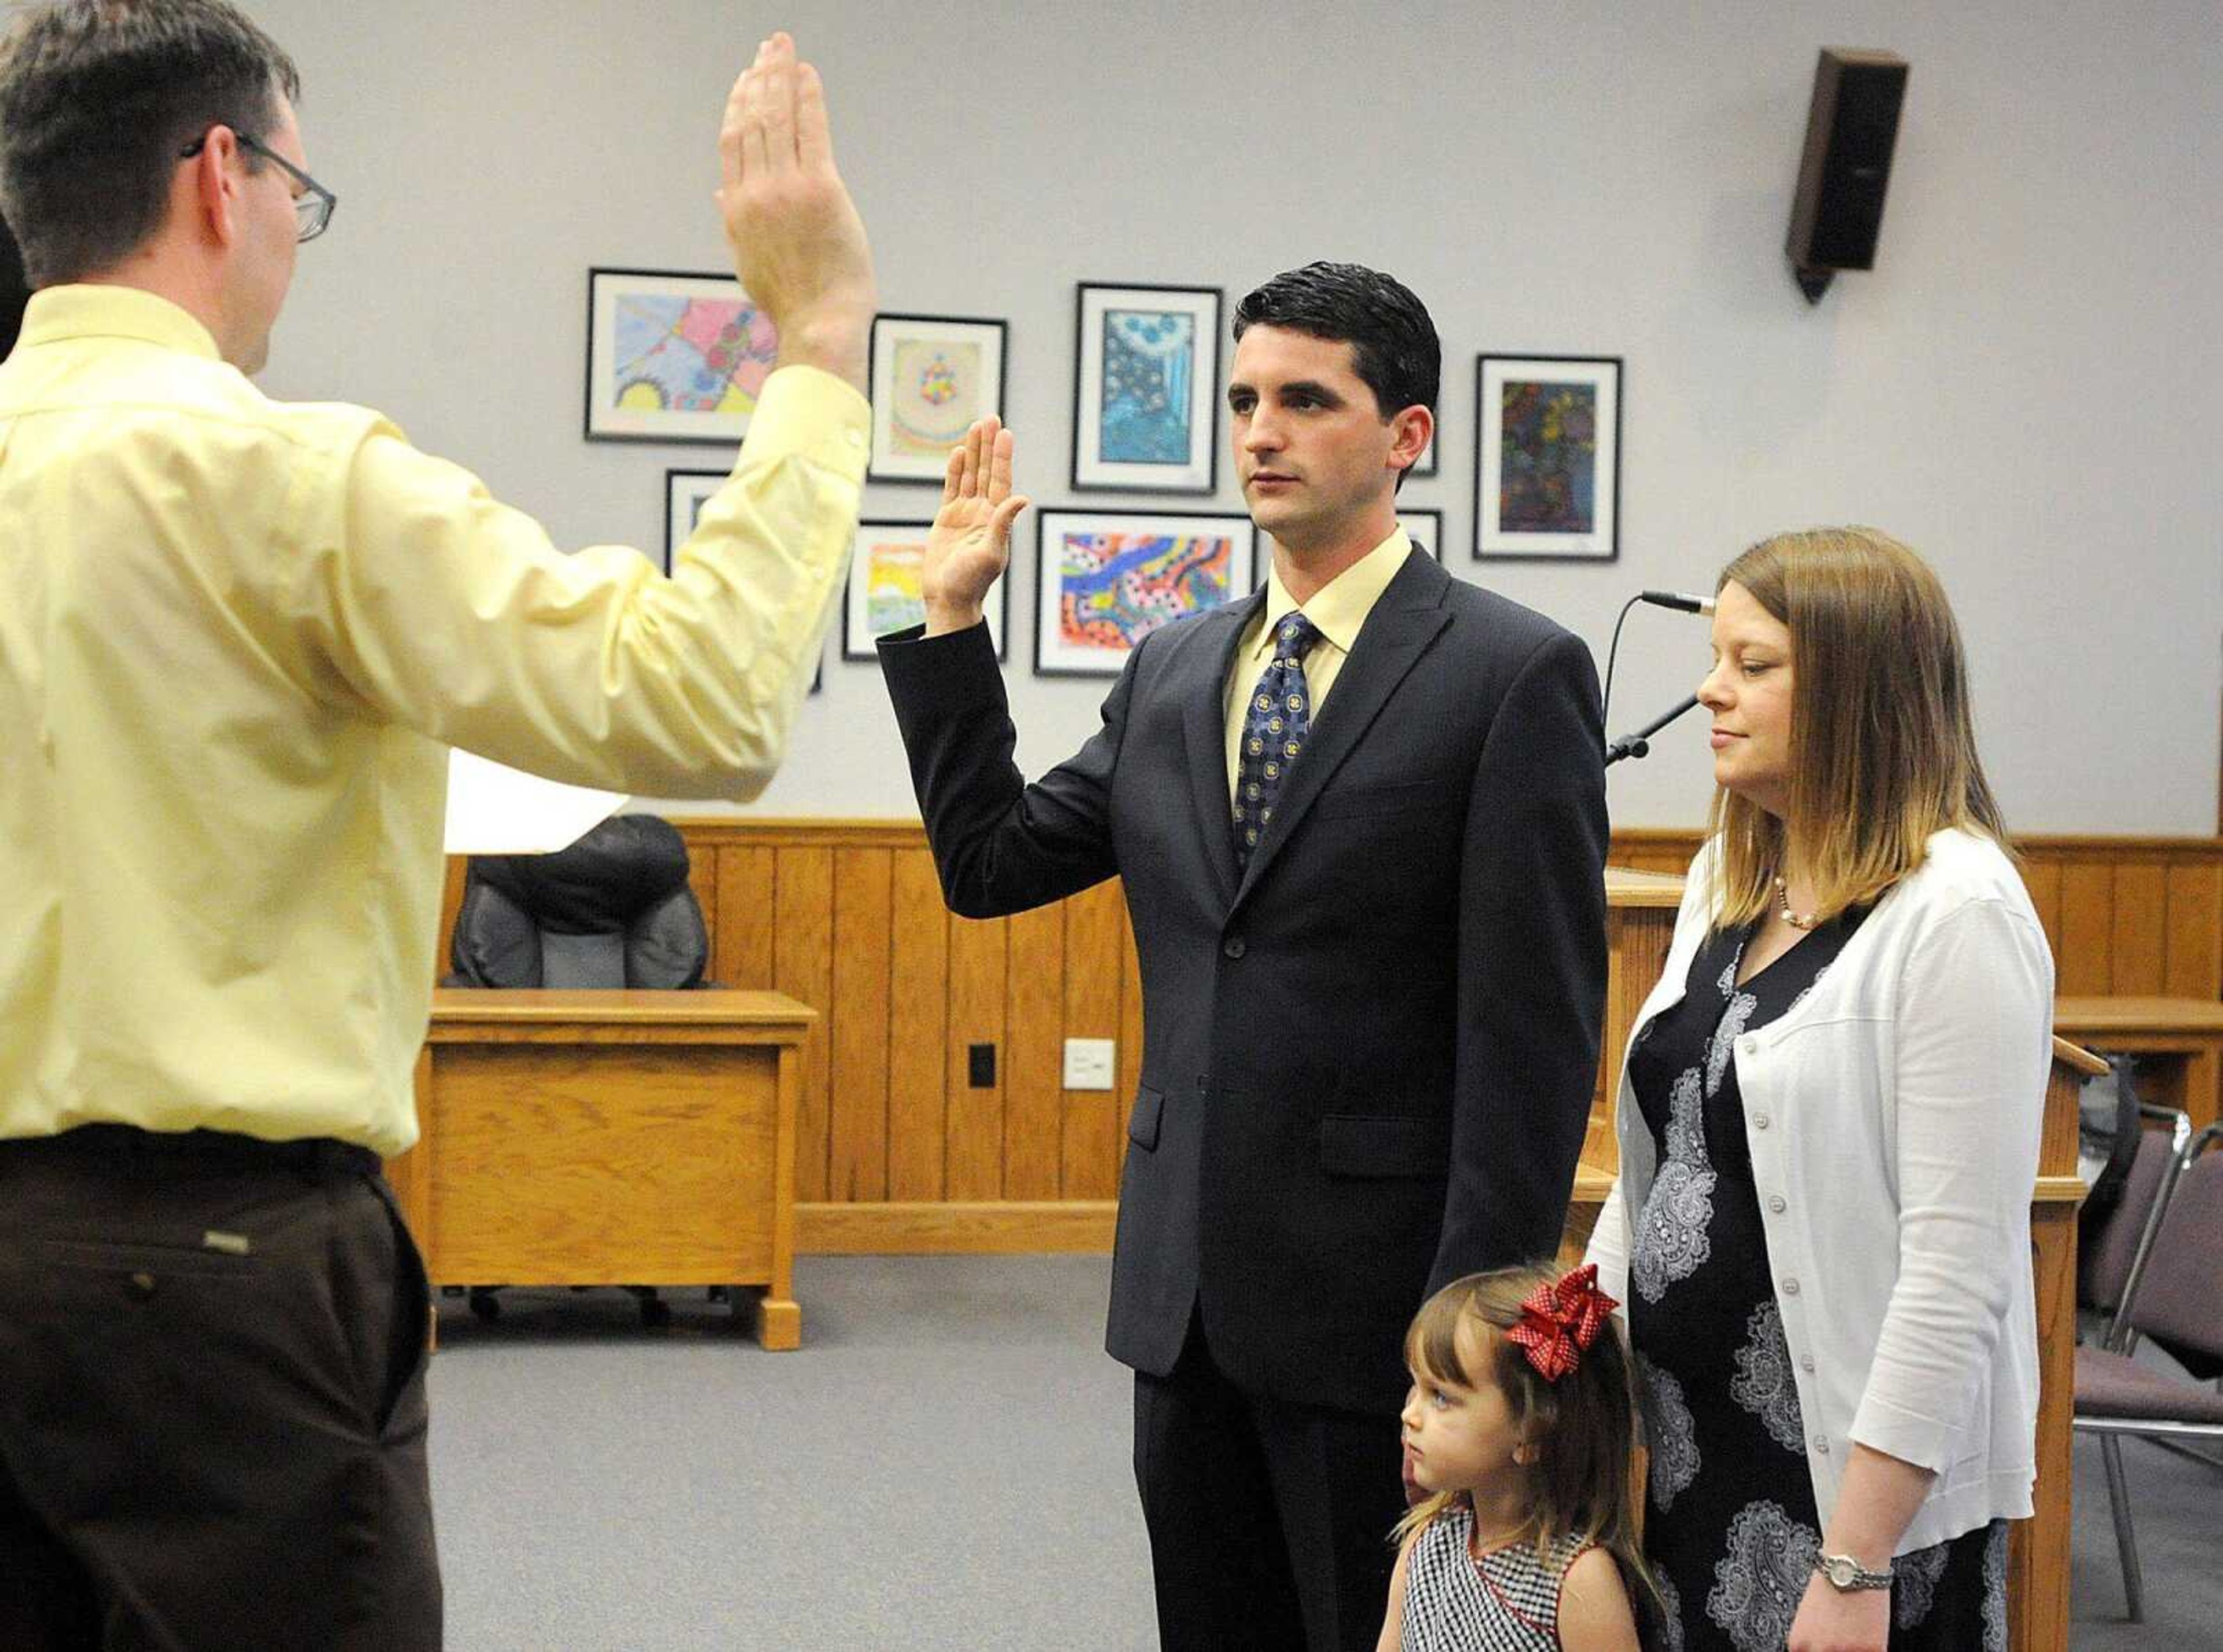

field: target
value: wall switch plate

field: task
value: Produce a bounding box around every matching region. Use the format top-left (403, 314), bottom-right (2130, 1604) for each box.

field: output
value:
top-left (1062, 1037), bottom-right (1116, 1091)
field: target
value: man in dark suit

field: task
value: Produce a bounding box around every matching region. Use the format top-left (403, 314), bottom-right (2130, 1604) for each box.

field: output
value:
top-left (878, 262), bottom-right (1606, 1652)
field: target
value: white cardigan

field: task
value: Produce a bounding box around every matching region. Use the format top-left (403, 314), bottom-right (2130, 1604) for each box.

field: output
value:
top-left (1587, 828), bottom-right (2054, 1552)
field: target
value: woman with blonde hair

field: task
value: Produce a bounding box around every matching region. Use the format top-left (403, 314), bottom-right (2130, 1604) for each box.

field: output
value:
top-left (1587, 527), bottom-right (2053, 1651)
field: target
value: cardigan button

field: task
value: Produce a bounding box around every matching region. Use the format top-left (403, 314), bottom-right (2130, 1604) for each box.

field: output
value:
top-left (1753, 1113), bottom-right (1770, 1130)
top-left (1767, 1195), bottom-right (1787, 1214)
top-left (1814, 1437), bottom-right (1831, 1456)
top-left (1801, 1355), bottom-right (1816, 1372)
top-left (1781, 1277), bottom-right (1801, 1296)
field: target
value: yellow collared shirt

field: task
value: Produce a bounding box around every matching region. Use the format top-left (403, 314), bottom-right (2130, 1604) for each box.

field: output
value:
top-left (1223, 527), bottom-right (1413, 800)
top-left (0, 285), bottom-right (867, 1155)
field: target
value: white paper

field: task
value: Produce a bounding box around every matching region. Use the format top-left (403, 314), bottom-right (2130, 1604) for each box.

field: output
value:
top-left (442, 748), bottom-right (628, 855)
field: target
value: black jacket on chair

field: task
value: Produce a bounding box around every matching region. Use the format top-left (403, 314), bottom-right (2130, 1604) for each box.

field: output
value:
top-left (881, 550), bottom-right (1608, 1416)
top-left (447, 814), bottom-right (708, 990)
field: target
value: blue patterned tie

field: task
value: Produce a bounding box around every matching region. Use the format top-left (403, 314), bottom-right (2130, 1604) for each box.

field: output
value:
top-left (1233, 612), bottom-right (1322, 869)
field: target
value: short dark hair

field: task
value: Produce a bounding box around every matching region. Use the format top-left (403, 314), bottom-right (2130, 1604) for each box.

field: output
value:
top-left (0, 214), bottom-right (28, 354)
top-left (0, 0), bottom-right (299, 288)
top-left (1231, 260), bottom-right (1440, 421)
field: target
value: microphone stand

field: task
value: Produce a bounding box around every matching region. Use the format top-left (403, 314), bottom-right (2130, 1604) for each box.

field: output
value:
top-left (1605, 693), bottom-right (1700, 766)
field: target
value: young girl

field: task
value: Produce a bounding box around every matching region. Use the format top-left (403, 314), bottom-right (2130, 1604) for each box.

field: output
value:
top-left (1380, 1262), bottom-right (1652, 1652)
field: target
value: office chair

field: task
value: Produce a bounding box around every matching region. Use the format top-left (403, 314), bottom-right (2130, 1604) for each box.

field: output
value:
top-left (2073, 1123), bottom-right (2223, 1621)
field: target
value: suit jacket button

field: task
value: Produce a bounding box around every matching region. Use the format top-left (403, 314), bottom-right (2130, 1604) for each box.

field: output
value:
top-left (1223, 936), bottom-right (1246, 959)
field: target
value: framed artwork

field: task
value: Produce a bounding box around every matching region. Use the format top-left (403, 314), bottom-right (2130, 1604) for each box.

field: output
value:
top-left (1070, 282), bottom-right (1222, 494)
top-left (1035, 508), bottom-right (1254, 677)
top-left (586, 267), bottom-right (776, 443)
top-left (1396, 509), bottom-right (1446, 563)
top-left (663, 467), bottom-right (728, 575)
top-left (1410, 427), bottom-right (1439, 478)
top-left (868, 314), bottom-right (1007, 482)
top-left (666, 468), bottom-right (824, 692)
top-left (1473, 354), bottom-right (1622, 561)
top-left (841, 520), bottom-right (1007, 660)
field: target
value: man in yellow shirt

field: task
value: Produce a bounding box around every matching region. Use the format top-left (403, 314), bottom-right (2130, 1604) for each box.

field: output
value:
top-left (0, 5), bottom-right (873, 1644)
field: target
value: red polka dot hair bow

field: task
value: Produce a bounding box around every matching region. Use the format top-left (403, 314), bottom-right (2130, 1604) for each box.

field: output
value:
top-left (1506, 1263), bottom-right (1619, 1382)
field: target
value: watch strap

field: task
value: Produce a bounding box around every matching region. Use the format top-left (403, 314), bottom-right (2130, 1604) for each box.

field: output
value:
top-left (1814, 1551), bottom-right (1895, 1592)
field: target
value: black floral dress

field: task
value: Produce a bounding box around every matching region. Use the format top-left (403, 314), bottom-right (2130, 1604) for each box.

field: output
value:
top-left (1623, 913), bottom-right (2008, 1652)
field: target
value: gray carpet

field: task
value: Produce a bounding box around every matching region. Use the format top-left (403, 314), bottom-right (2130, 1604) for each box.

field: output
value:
top-left (428, 1255), bottom-right (2220, 1651)
top-left (428, 1256), bottom-right (1154, 1651)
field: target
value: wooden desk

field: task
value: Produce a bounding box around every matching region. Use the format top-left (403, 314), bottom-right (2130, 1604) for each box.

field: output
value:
top-left (2053, 995), bottom-right (2223, 1133)
top-left (388, 989), bottom-right (813, 1349)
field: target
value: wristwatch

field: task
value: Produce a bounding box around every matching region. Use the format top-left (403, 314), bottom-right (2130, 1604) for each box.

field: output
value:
top-left (1813, 1551), bottom-right (1895, 1592)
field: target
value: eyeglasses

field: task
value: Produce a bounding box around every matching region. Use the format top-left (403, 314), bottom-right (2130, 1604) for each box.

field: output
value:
top-left (178, 129), bottom-right (337, 243)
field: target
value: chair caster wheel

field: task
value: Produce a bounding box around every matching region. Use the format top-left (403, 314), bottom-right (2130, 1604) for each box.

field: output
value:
top-left (467, 1288), bottom-right (501, 1323)
top-left (639, 1295), bottom-right (673, 1329)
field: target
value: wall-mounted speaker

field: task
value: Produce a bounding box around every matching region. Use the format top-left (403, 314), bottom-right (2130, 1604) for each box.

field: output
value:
top-left (1786, 49), bottom-right (1909, 303)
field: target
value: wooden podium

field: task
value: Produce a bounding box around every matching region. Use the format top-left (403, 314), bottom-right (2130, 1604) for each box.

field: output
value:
top-left (1588, 867), bottom-right (2088, 1652)
top-left (387, 989), bottom-right (814, 1349)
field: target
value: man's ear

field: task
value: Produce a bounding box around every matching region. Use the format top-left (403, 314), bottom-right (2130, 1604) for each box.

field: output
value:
top-left (181, 125), bottom-right (247, 248)
top-left (1388, 403), bottom-right (1433, 473)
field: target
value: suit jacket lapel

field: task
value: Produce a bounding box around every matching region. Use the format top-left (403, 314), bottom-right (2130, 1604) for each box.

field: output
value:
top-left (1182, 592), bottom-right (1265, 912)
top-left (1233, 555), bottom-right (1452, 905)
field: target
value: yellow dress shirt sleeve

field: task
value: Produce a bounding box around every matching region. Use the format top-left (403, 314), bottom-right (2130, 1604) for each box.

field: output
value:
top-left (283, 365), bottom-right (868, 801)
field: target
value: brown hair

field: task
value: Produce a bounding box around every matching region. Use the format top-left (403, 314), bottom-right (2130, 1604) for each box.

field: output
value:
top-left (1707, 526), bottom-right (2008, 930)
top-left (0, 1), bottom-right (299, 287)
top-left (1394, 1264), bottom-right (1659, 1624)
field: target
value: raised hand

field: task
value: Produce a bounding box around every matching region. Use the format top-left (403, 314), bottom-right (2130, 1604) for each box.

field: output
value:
top-left (716, 32), bottom-right (875, 390)
top-left (923, 418), bottom-right (1030, 637)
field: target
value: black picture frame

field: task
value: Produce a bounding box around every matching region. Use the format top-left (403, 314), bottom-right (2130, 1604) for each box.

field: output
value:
top-left (1396, 509), bottom-right (1446, 563)
top-left (663, 467), bottom-right (728, 575)
top-left (841, 519), bottom-right (1009, 662)
top-left (1070, 281), bottom-right (1224, 495)
top-left (866, 313), bottom-right (1010, 483)
top-left (586, 267), bottom-right (773, 445)
top-left (666, 468), bottom-right (825, 693)
top-left (1472, 353), bottom-right (1623, 563)
top-left (1033, 507), bottom-right (1256, 677)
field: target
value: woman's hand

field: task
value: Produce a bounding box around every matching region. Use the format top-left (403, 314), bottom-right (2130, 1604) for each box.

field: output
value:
top-left (922, 416), bottom-right (1028, 636)
top-left (1786, 1572), bottom-right (1890, 1651)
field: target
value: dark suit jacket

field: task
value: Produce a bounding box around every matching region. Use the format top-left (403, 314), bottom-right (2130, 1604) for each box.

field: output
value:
top-left (880, 549), bottom-right (1607, 1415)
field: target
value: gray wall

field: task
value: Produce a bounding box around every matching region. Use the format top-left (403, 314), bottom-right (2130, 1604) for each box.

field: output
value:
top-left (236, 0), bottom-right (2219, 831)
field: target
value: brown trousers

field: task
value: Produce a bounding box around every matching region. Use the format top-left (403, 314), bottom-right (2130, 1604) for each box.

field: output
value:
top-left (0, 1126), bottom-right (441, 1650)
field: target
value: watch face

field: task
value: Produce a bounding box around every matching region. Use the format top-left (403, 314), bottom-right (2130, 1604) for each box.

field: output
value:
top-left (1817, 1554), bottom-right (1890, 1590)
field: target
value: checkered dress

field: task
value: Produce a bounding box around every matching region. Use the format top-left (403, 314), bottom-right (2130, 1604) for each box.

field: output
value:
top-left (1400, 1504), bottom-right (1591, 1651)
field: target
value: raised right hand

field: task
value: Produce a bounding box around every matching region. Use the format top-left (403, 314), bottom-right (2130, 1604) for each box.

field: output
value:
top-left (923, 418), bottom-right (1029, 636)
top-left (716, 33), bottom-right (875, 391)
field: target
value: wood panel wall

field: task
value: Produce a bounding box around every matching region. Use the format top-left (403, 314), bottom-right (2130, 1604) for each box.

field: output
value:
top-left (438, 821), bottom-right (2223, 1247)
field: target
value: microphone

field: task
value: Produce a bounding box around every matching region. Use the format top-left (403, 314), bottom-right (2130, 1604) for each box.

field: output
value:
top-left (1605, 693), bottom-right (1701, 766)
top-left (1600, 589), bottom-right (1714, 745)
top-left (1639, 589), bottom-right (1716, 615)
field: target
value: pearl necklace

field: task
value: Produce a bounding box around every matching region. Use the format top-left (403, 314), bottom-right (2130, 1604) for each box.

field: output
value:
top-left (1774, 875), bottom-right (1818, 931)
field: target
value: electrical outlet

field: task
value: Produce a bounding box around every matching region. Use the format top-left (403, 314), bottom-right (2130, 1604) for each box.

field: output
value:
top-left (1062, 1038), bottom-right (1116, 1091)
top-left (967, 1043), bottom-right (996, 1088)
